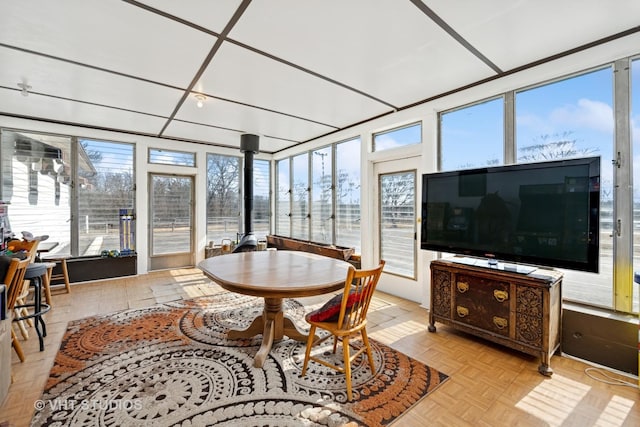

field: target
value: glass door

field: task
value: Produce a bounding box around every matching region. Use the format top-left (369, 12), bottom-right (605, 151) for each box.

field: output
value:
top-left (374, 157), bottom-right (421, 303)
top-left (149, 173), bottom-right (194, 270)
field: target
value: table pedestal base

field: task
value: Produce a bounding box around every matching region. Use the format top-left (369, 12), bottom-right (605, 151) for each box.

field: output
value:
top-left (227, 297), bottom-right (308, 367)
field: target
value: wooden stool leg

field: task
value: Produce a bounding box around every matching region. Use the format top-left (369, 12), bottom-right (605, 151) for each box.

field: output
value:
top-left (11, 328), bottom-right (25, 362)
top-left (61, 259), bottom-right (71, 293)
top-left (47, 258), bottom-right (72, 294)
top-left (43, 267), bottom-right (53, 305)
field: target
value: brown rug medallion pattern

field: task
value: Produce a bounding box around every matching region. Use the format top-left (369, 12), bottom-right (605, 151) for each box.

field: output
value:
top-left (32, 293), bottom-right (448, 426)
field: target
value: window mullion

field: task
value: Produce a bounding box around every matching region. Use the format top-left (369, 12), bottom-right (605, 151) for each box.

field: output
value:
top-left (613, 58), bottom-right (633, 312)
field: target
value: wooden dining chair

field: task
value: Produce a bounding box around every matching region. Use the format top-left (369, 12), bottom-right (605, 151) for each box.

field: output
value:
top-left (7, 239), bottom-right (39, 339)
top-left (3, 257), bottom-right (30, 362)
top-left (7, 239), bottom-right (39, 263)
top-left (301, 260), bottom-right (385, 401)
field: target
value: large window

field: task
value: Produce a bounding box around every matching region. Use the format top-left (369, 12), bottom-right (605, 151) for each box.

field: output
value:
top-left (438, 64), bottom-right (637, 312)
top-left (276, 159), bottom-right (290, 237)
top-left (0, 131), bottom-right (136, 258)
top-left (1, 130), bottom-right (72, 255)
top-left (291, 153), bottom-right (309, 240)
top-left (206, 153), bottom-right (240, 245)
top-left (516, 67), bottom-right (614, 309)
top-left (206, 155), bottom-right (270, 244)
top-left (336, 138), bottom-right (361, 252)
top-left (311, 146), bottom-right (332, 244)
top-left (252, 159), bottom-right (271, 240)
top-left (440, 97), bottom-right (504, 170)
top-left (78, 139), bottom-right (135, 256)
top-left (275, 138), bottom-right (362, 252)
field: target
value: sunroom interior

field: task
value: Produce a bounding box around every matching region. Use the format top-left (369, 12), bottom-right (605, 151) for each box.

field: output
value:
top-left (1, 0), bottom-right (640, 424)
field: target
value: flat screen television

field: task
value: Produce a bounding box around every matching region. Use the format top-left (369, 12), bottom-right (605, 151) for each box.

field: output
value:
top-left (421, 157), bottom-right (600, 273)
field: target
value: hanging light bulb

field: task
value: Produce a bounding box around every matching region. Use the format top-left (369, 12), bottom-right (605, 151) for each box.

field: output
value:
top-left (195, 94), bottom-right (206, 108)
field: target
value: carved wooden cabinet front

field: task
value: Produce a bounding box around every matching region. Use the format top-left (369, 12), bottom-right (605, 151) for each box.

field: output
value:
top-left (515, 285), bottom-right (544, 347)
top-left (428, 258), bottom-right (562, 376)
top-left (431, 268), bottom-right (451, 318)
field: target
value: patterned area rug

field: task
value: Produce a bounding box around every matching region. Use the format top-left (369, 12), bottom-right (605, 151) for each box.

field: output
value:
top-left (32, 293), bottom-right (448, 426)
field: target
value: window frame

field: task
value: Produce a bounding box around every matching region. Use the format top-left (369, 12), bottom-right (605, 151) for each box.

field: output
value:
top-left (373, 121), bottom-right (422, 152)
top-left (148, 147), bottom-right (196, 167)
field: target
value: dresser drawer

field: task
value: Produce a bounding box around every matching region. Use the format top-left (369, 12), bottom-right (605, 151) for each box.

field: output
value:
top-left (454, 274), bottom-right (510, 335)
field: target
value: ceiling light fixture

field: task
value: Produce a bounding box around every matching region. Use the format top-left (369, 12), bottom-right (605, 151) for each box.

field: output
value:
top-left (17, 82), bottom-right (31, 96)
top-left (195, 94), bottom-right (206, 108)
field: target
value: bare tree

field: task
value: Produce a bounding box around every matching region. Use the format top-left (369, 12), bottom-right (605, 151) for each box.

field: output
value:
top-left (336, 170), bottom-right (359, 205)
top-left (381, 173), bottom-right (414, 227)
top-left (206, 155), bottom-right (240, 217)
top-left (518, 131), bottom-right (598, 162)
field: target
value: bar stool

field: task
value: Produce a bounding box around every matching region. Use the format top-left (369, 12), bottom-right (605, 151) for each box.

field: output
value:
top-left (42, 256), bottom-right (71, 296)
top-left (41, 261), bottom-right (57, 305)
top-left (14, 263), bottom-right (51, 351)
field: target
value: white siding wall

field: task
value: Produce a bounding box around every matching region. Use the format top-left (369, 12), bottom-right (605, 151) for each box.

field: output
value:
top-left (6, 161), bottom-right (71, 254)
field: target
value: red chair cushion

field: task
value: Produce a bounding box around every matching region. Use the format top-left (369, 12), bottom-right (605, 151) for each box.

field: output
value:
top-left (308, 289), bottom-right (362, 322)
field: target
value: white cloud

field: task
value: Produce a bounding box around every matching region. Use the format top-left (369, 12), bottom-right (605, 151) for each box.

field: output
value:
top-left (374, 135), bottom-right (403, 151)
top-left (549, 99), bottom-right (613, 133)
top-left (516, 112), bottom-right (554, 134)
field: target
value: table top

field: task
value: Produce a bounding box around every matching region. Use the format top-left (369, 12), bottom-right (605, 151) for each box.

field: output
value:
top-left (37, 241), bottom-right (59, 253)
top-left (198, 250), bottom-right (352, 298)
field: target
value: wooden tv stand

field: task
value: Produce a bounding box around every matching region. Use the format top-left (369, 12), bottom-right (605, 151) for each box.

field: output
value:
top-left (429, 258), bottom-right (562, 376)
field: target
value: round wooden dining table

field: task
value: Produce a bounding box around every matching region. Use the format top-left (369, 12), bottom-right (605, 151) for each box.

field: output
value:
top-left (198, 250), bottom-right (352, 368)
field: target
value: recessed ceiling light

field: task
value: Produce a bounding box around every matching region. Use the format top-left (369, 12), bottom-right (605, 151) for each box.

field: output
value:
top-left (195, 94), bottom-right (206, 108)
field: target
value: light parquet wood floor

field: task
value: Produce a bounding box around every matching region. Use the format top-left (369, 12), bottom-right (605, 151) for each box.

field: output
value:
top-left (1, 268), bottom-right (638, 426)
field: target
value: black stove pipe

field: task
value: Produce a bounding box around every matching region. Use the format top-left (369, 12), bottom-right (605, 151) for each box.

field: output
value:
top-left (233, 134), bottom-right (259, 252)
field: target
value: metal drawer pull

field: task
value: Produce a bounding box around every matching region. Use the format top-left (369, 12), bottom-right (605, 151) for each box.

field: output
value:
top-left (493, 290), bottom-right (509, 302)
top-left (457, 281), bottom-right (469, 293)
top-left (493, 316), bottom-right (508, 329)
top-left (456, 306), bottom-right (469, 317)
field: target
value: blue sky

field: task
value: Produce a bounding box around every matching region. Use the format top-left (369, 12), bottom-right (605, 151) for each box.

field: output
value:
top-left (439, 63), bottom-right (640, 204)
top-left (441, 67), bottom-right (616, 172)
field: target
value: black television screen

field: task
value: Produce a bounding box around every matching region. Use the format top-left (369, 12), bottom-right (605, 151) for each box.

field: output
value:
top-left (421, 157), bottom-right (600, 273)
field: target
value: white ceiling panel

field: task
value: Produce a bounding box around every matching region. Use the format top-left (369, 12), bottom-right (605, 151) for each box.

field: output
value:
top-left (175, 96), bottom-right (335, 143)
top-left (199, 43), bottom-right (390, 128)
top-left (228, 0), bottom-right (495, 106)
top-left (0, 88), bottom-right (167, 136)
top-left (0, 0), bottom-right (216, 88)
top-left (0, 47), bottom-right (183, 117)
top-left (163, 120), bottom-right (295, 153)
top-left (257, 135), bottom-right (300, 153)
top-left (0, 1), bottom-right (638, 151)
top-left (137, 0), bottom-right (244, 33)
top-left (426, 0), bottom-right (640, 71)
top-left (162, 120), bottom-right (243, 149)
